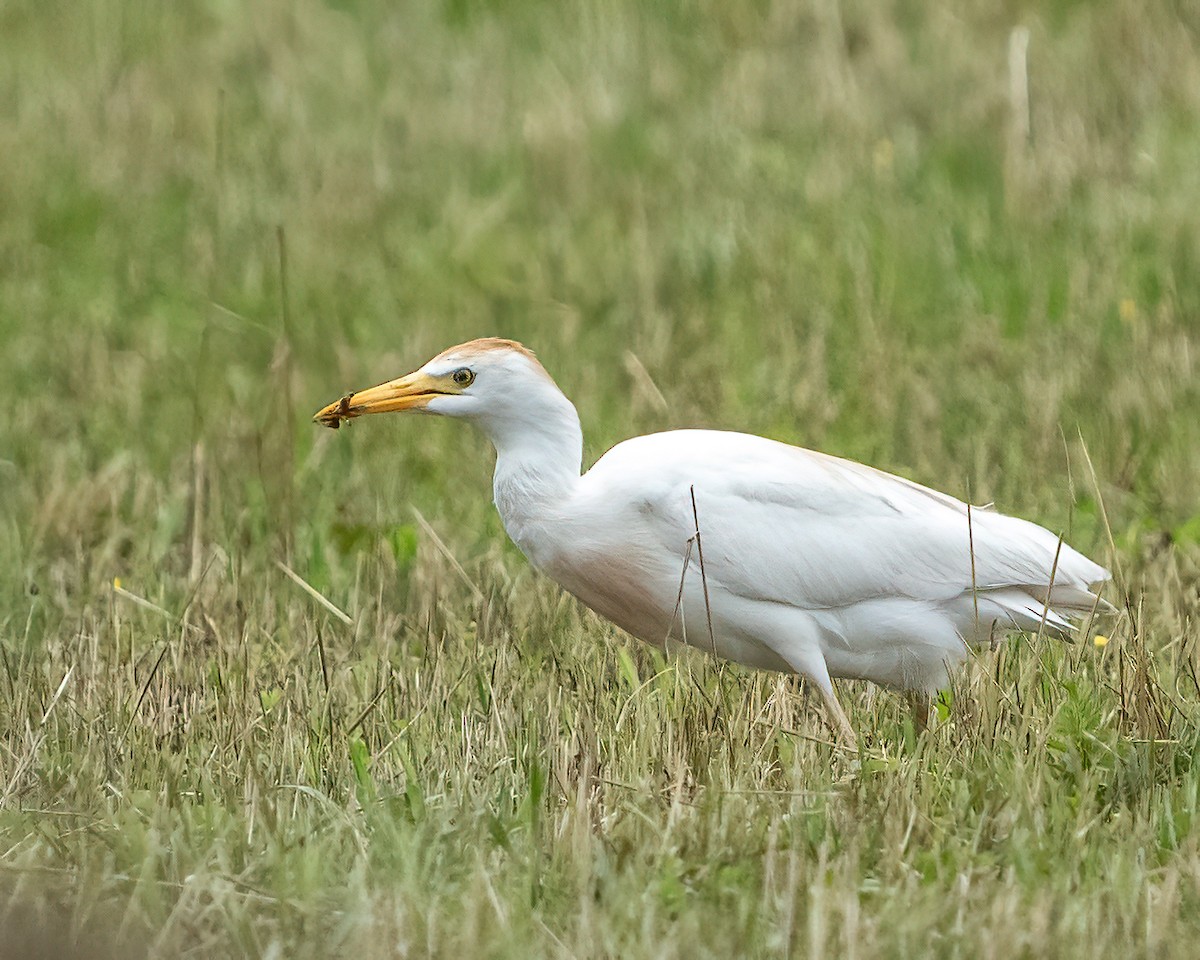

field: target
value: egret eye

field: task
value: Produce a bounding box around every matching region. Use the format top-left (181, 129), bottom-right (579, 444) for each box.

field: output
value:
top-left (451, 368), bottom-right (474, 387)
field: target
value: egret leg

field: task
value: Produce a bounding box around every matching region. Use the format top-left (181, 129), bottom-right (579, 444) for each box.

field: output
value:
top-left (906, 691), bottom-right (930, 734)
top-left (814, 680), bottom-right (858, 751)
top-left (766, 638), bottom-right (858, 750)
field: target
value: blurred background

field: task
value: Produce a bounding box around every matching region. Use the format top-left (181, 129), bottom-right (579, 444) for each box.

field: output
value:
top-left (1, 1), bottom-right (1199, 956)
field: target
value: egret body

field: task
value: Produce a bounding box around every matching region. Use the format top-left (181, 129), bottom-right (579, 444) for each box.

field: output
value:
top-left (315, 339), bottom-right (1111, 745)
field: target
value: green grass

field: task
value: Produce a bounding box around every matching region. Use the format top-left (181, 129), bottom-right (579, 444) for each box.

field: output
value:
top-left (3, 0), bottom-right (1200, 955)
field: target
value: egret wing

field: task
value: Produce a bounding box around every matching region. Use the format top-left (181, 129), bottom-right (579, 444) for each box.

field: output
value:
top-left (585, 430), bottom-right (1107, 613)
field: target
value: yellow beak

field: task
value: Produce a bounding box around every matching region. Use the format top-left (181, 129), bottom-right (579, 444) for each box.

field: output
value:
top-left (313, 371), bottom-right (447, 429)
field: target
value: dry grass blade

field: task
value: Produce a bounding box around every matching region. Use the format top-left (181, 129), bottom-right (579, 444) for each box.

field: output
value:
top-left (689, 485), bottom-right (717, 658)
top-left (275, 560), bottom-right (354, 625)
top-left (410, 506), bottom-right (485, 602)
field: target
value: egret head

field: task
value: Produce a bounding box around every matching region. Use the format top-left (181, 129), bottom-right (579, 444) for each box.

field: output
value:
top-left (313, 338), bottom-right (567, 435)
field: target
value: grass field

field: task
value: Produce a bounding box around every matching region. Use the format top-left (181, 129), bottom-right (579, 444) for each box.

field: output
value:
top-left (3, 0), bottom-right (1200, 956)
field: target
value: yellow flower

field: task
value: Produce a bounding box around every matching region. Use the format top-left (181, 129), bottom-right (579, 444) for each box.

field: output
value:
top-left (1093, 633), bottom-right (1110, 647)
top-left (113, 577), bottom-right (122, 591)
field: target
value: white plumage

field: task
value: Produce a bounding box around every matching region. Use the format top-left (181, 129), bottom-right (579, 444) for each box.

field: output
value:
top-left (316, 338), bottom-right (1111, 745)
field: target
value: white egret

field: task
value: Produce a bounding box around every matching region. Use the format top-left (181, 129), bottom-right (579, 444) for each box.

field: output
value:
top-left (315, 338), bottom-right (1111, 746)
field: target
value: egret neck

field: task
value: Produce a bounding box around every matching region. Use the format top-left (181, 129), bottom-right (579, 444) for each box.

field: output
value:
top-left (479, 380), bottom-right (583, 563)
